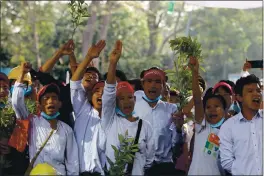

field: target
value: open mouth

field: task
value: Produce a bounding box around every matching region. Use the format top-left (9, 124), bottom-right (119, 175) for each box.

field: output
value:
top-left (148, 90), bottom-right (157, 95)
top-left (252, 98), bottom-right (261, 104)
top-left (97, 97), bottom-right (102, 104)
top-left (85, 79), bottom-right (91, 83)
top-left (47, 105), bottom-right (56, 111)
top-left (208, 114), bottom-right (218, 119)
top-left (123, 106), bottom-right (132, 113)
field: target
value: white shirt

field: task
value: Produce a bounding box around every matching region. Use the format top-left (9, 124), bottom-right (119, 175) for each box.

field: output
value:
top-left (188, 120), bottom-right (221, 175)
top-left (102, 83), bottom-right (155, 175)
top-left (219, 111), bottom-right (263, 175)
top-left (133, 90), bottom-right (178, 163)
top-left (70, 80), bottom-right (106, 174)
top-left (12, 82), bottom-right (79, 175)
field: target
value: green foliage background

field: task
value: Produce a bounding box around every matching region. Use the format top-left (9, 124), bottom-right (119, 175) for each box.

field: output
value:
top-left (1, 1), bottom-right (262, 86)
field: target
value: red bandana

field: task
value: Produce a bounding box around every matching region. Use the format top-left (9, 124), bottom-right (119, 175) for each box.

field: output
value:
top-left (116, 82), bottom-right (134, 97)
top-left (92, 81), bottom-right (105, 94)
top-left (143, 69), bottom-right (165, 81)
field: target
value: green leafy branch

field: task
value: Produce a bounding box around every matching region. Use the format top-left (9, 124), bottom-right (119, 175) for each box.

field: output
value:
top-left (166, 36), bottom-right (204, 115)
top-left (0, 98), bottom-right (16, 139)
top-left (25, 99), bottom-right (37, 115)
top-left (105, 130), bottom-right (139, 176)
top-left (68, 0), bottom-right (90, 39)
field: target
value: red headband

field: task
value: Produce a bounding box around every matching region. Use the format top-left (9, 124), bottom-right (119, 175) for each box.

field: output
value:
top-left (212, 82), bottom-right (233, 94)
top-left (92, 81), bottom-right (105, 94)
top-left (37, 83), bottom-right (60, 102)
top-left (143, 69), bottom-right (165, 81)
top-left (116, 81), bottom-right (134, 97)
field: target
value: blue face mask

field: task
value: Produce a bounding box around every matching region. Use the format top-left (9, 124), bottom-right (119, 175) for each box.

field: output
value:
top-left (210, 117), bottom-right (225, 128)
top-left (41, 111), bottom-right (60, 120)
top-left (143, 94), bottom-right (162, 103)
top-left (10, 85), bottom-right (33, 96)
top-left (229, 102), bottom-right (241, 113)
top-left (115, 107), bottom-right (135, 118)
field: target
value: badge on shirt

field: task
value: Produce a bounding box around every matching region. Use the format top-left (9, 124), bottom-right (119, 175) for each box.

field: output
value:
top-left (203, 133), bottom-right (220, 158)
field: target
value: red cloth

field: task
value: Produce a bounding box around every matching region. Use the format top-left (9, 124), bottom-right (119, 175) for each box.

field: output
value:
top-left (92, 81), bottom-right (105, 94)
top-left (143, 69), bottom-right (165, 81)
top-left (117, 81), bottom-right (134, 97)
top-left (37, 83), bottom-right (60, 102)
top-left (212, 82), bottom-right (233, 94)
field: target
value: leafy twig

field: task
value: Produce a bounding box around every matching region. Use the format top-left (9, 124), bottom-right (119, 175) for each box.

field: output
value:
top-left (166, 36), bottom-right (204, 114)
top-left (68, 0), bottom-right (90, 39)
top-left (105, 130), bottom-right (139, 176)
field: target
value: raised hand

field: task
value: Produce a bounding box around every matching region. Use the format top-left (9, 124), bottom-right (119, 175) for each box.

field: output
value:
top-left (188, 56), bottom-right (199, 73)
top-left (58, 40), bottom-right (75, 56)
top-left (86, 40), bottom-right (106, 59)
top-left (109, 40), bottom-right (122, 64)
top-left (172, 111), bottom-right (184, 130)
top-left (243, 60), bottom-right (251, 71)
top-left (20, 62), bottom-right (32, 74)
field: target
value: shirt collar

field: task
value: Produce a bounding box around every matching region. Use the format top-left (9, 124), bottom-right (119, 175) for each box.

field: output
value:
top-left (238, 110), bottom-right (263, 122)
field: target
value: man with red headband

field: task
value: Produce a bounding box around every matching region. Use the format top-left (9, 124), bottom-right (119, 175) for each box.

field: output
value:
top-left (102, 40), bottom-right (154, 175)
top-left (70, 40), bottom-right (107, 176)
top-left (11, 62), bottom-right (79, 175)
top-left (133, 66), bottom-right (183, 175)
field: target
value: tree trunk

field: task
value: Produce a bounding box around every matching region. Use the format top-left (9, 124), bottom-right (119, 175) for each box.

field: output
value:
top-left (82, 1), bottom-right (100, 66)
top-left (99, 1), bottom-right (112, 73)
top-left (147, 2), bottom-right (160, 56)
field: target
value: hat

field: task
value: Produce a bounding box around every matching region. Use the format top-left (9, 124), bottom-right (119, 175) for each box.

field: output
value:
top-left (30, 163), bottom-right (56, 175)
top-left (212, 82), bottom-right (233, 95)
top-left (116, 81), bottom-right (134, 97)
top-left (8, 66), bottom-right (32, 85)
top-left (37, 83), bottom-right (60, 102)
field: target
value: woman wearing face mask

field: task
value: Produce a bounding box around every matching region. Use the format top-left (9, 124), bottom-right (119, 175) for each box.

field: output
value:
top-left (102, 40), bottom-right (154, 175)
top-left (213, 81), bottom-right (240, 118)
top-left (187, 58), bottom-right (227, 175)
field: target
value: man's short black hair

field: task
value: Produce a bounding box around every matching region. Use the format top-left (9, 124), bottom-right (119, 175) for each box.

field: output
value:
top-left (234, 74), bottom-right (260, 96)
top-left (128, 79), bottom-right (143, 91)
top-left (203, 87), bottom-right (227, 110)
top-left (103, 69), bottom-right (127, 81)
top-left (85, 67), bottom-right (102, 80)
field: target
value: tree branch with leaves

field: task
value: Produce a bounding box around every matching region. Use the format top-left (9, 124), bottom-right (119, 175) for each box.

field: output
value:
top-left (68, 0), bottom-right (90, 39)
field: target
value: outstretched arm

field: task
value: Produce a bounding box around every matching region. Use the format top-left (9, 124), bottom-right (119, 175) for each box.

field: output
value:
top-left (102, 40), bottom-right (122, 130)
top-left (12, 62), bottom-right (31, 119)
top-left (189, 58), bottom-right (204, 124)
top-left (71, 40), bottom-right (106, 81)
top-left (70, 40), bottom-right (106, 116)
top-left (41, 40), bottom-right (74, 73)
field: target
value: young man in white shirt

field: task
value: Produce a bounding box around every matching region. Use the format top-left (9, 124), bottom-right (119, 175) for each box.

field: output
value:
top-left (70, 40), bottom-right (107, 176)
top-left (219, 74), bottom-right (263, 175)
top-left (12, 62), bottom-right (79, 175)
top-left (133, 67), bottom-right (184, 175)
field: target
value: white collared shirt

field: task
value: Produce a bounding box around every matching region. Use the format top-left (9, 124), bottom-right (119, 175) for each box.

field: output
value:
top-left (188, 119), bottom-right (221, 175)
top-left (102, 83), bottom-right (155, 175)
top-left (219, 111), bottom-right (263, 175)
top-left (12, 82), bottom-right (79, 175)
top-left (133, 90), bottom-right (178, 163)
top-left (70, 80), bottom-right (106, 175)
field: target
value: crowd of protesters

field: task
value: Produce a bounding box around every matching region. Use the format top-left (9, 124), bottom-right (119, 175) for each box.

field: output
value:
top-left (0, 39), bottom-right (262, 176)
